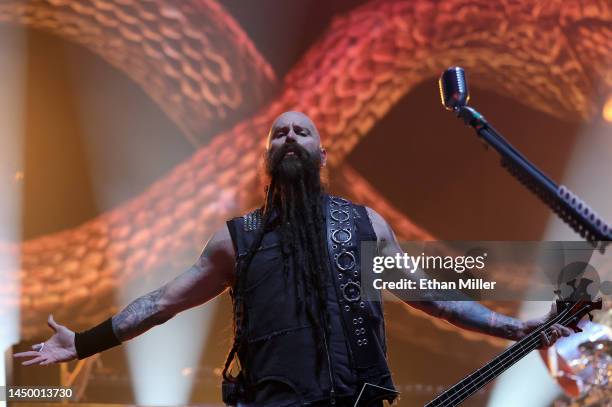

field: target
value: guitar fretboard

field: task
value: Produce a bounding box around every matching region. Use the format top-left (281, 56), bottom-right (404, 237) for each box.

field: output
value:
top-left (425, 308), bottom-right (575, 407)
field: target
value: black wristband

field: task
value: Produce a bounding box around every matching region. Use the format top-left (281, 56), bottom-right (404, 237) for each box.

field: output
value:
top-left (74, 317), bottom-right (122, 359)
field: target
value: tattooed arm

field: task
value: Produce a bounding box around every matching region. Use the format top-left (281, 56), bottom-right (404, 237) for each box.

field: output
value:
top-left (112, 224), bottom-right (236, 342)
top-left (14, 225), bottom-right (236, 366)
top-left (365, 207), bottom-right (571, 343)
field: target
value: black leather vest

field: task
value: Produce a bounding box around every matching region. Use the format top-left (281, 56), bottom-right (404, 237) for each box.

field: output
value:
top-left (226, 195), bottom-right (395, 405)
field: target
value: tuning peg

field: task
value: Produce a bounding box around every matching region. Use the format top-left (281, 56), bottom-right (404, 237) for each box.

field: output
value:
top-left (588, 312), bottom-right (593, 322)
top-left (572, 326), bottom-right (583, 333)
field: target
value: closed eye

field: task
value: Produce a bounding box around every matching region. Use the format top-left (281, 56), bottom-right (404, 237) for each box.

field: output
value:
top-left (294, 125), bottom-right (310, 136)
top-left (274, 128), bottom-right (288, 138)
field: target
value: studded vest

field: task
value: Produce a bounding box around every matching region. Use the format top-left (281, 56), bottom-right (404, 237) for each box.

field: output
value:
top-left (226, 195), bottom-right (396, 405)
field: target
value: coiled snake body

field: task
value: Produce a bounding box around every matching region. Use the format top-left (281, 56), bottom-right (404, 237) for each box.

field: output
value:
top-left (0, 0), bottom-right (609, 346)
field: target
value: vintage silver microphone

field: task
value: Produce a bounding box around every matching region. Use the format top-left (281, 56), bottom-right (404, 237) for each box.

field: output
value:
top-left (438, 66), bottom-right (470, 111)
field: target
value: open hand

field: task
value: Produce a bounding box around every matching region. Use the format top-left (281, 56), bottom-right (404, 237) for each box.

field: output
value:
top-left (13, 315), bottom-right (77, 366)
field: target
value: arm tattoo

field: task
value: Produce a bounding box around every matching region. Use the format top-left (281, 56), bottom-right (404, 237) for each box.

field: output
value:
top-left (434, 301), bottom-right (523, 340)
top-left (111, 286), bottom-right (172, 342)
top-left (369, 207), bottom-right (525, 341)
top-left (399, 268), bottom-right (524, 340)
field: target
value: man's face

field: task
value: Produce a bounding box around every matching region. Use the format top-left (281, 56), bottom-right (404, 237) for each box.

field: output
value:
top-left (266, 111), bottom-right (325, 168)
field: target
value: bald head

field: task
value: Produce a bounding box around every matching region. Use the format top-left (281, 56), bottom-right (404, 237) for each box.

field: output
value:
top-left (267, 111), bottom-right (321, 148)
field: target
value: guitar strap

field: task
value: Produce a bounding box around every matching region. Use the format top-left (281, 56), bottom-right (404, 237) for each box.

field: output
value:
top-left (325, 195), bottom-right (379, 370)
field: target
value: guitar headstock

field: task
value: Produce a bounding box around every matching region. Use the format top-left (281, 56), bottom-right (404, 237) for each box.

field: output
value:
top-left (556, 298), bottom-right (603, 333)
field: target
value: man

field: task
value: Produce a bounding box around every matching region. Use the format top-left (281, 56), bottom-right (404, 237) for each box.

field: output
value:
top-left (15, 111), bottom-right (572, 406)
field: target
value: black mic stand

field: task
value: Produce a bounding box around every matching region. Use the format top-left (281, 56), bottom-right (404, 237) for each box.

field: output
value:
top-left (455, 105), bottom-right (611, 253)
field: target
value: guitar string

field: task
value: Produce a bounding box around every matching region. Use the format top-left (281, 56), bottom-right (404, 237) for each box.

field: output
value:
top-left (433, 306), bottom-right (576, 407)
top-left (430, 307), bottom-right (572, 407)
top-left (430, 305), bottom-right (578, 407)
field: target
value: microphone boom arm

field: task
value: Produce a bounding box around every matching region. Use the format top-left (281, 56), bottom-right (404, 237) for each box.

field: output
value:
top-left (456, 105), bottom-right (611, 252)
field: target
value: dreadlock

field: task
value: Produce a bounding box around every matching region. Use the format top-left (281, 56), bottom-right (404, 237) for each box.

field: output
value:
top-left (274, 175), bottom-right (331, 366)
top-left (222, 180), bottom-right (276, 383)
top-left (222, 142), bottom-right (332, 382)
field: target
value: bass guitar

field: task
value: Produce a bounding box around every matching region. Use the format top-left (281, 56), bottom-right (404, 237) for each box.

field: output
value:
top-left (425, 297), bottom-right (603, 407)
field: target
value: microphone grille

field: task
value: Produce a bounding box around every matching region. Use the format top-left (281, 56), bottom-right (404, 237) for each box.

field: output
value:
top-left (439, 66), bottom-right (470, 111)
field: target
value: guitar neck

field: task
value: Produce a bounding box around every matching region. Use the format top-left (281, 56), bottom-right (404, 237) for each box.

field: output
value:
top-left (425, 322), bottom-right (556, 407)
top-left (424, 299), bottom-right (600, 407)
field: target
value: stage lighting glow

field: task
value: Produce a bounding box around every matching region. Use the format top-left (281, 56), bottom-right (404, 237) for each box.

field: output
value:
top-left (119, 273), bottom-right (218, 406)
top-left (603, 96), bottom-right (612, 123)
top-left (489, 113), bottom-right (612, 406)
top-left (0, 23), bottom-right (26, 407)
top-left (487, 302), bottom-right (561, 407)
top-left (66, 59), bottom-right (224, 405)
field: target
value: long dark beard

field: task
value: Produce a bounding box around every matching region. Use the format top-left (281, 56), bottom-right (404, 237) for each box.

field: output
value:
top-left (265, 143), bottom-right (331, 362)
top-left (222, 143), bottom-right (332, 383)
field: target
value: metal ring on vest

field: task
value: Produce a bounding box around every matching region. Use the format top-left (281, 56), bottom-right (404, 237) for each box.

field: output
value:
top-left (331, 229), bottom-right (352, 244)
top-left (330, 208), bottom-right (350, 222)
top-left (331, 197), bottom-right (350, 206)
top-left (335, 251), bottom-right (356, 271)
top-left (342, 281), bottom-right (361, 303)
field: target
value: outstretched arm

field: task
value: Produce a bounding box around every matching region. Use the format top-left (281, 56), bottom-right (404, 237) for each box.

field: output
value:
top-left (14, 224), bottom-right (236, 365)
top-left (365, 207), bottom-right (572, 343)
top-left (112, 224), bottom-right (235, 341)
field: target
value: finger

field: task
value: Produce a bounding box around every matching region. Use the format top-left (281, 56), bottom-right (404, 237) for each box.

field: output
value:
top-left (47, 314), bottom-right (59, 332)
top-left (551, 330), bottom-right (559, 345)
top-left (13, 351), bottom-right (42, 358)
top-left (22, 356), bottom-right (46, 366)
top-left (540, 331), bottom-right (550, 347)
top-left (545, 331), bottom-right (553, 346)
top-left (551, 324), bottom-right (569, 337)
top-left (550, 327), bottom-right (560, 338)
top-left (40, 358), bottom-right (55, 366)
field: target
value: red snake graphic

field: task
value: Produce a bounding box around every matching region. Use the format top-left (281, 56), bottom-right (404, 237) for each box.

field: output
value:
top-left (0, 0), bottom-right (609, 349)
